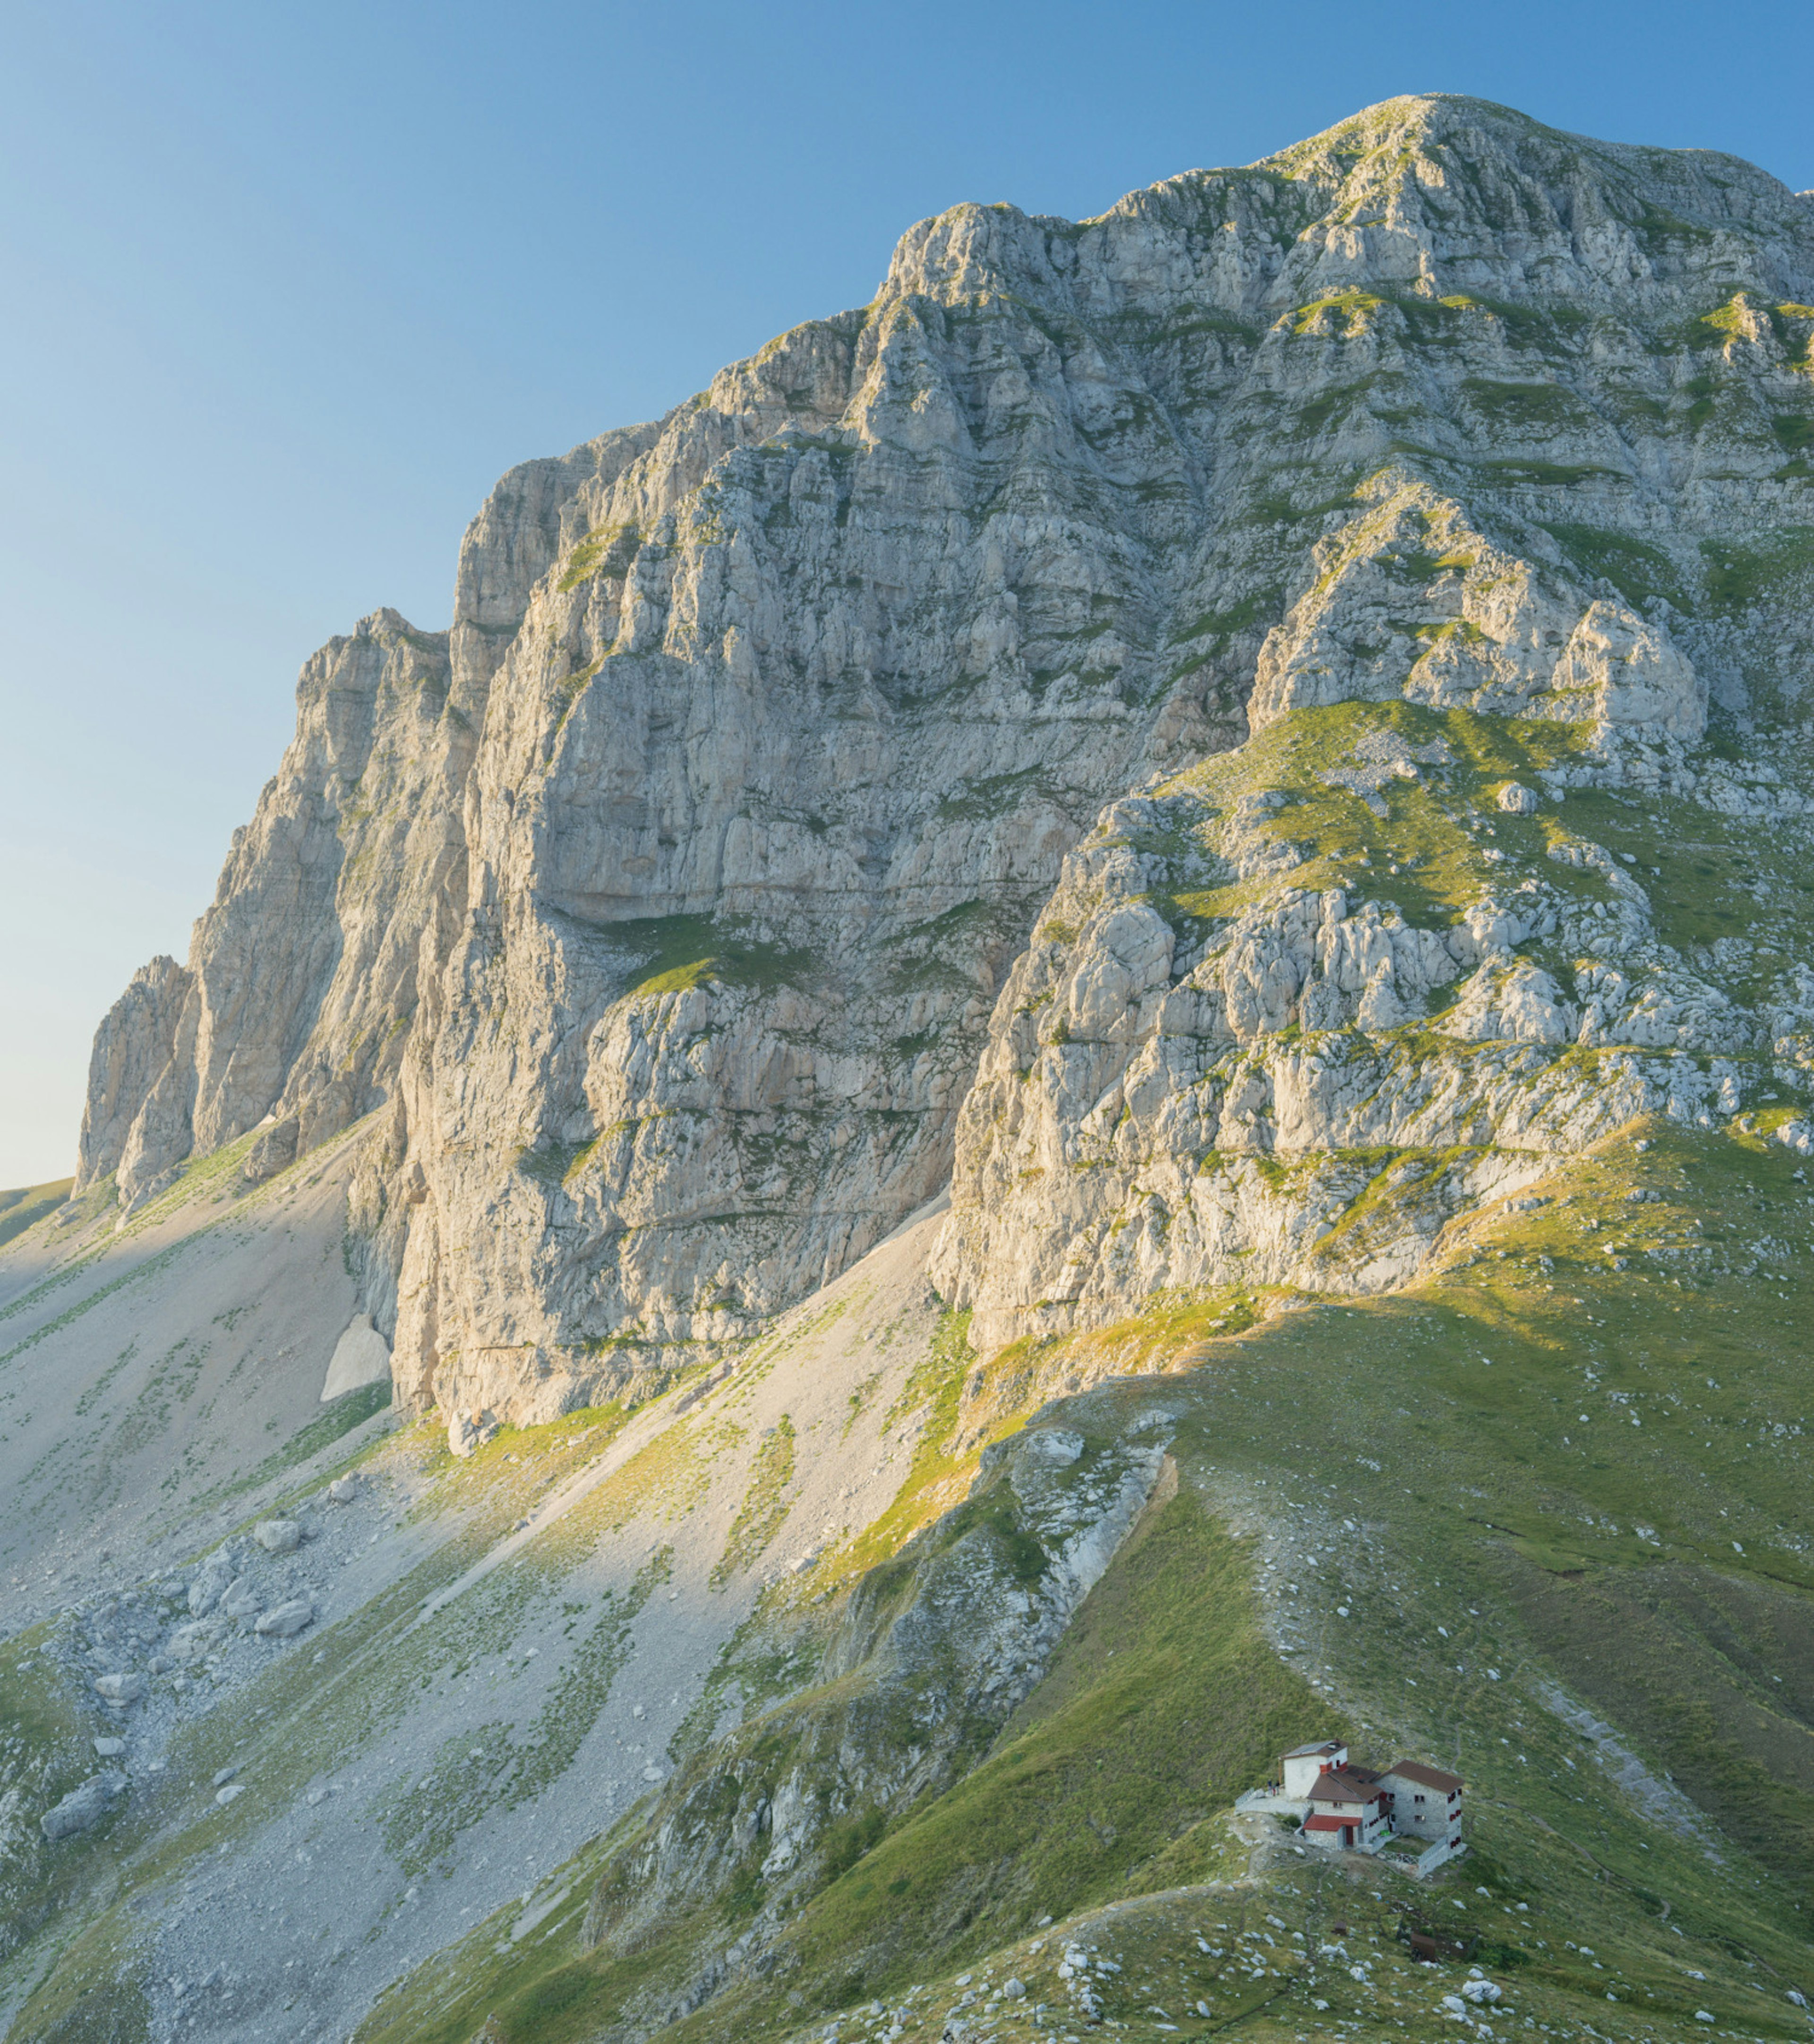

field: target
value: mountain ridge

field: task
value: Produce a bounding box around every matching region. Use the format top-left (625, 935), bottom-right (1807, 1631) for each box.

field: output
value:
top-left (68, 90), bottom-right (1814, 1440)
top-left (5, 93), bottom-right (1814, 2044)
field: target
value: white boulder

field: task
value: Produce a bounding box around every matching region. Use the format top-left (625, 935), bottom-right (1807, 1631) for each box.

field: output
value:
top-left (448, 1410), bottom-right (499, 1458)
top-left (254, 1598), bottom-right (315, 1639)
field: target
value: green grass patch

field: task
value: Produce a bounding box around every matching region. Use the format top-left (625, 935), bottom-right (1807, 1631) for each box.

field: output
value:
top-left (1461, 378), bottom-right (1589, 429)
top-left (1540, 522), bottom-right (1691, 611)
top-left (0, 1179), bottom-right (72, 1250)
top-left (579, 913), bottom-right (817, 1001)
top-left (1164, 698), bottom-right (1598, 938)
top-left (1473, 457), bottom-right (1619, 488)
top-left (935, 767), bottom-right (1050, 824)
top-left (711, 1417), bottom-right (796, 1586)
top-left (1287, 291), bottom-right (1387, 338)
top-left (1699, 528), bottom-right (1814, 613)
top-left (556, 522), bottom-right (640, 593)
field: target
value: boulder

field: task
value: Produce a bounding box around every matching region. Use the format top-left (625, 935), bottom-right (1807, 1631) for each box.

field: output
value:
top-left (448, 1410), bottom-right (499, 1459)
top-left (241, 1115), bottom-right (299, 1185)
top-left (1021, 1429), bottom-right (1084, 1466)
top-left (218, 1578), bottom-right (264, 1620)
top-left (92, 1672), bottom-right (146, 1704)
top-left (41, 1771), bottom-right (127, 1841)
top-left (254, 1598), bottom-right (315, 1638)
top-left (253, 1520), bottom-right (301, 1554)
top-left (188, 1551), bottom-right (237, 1617)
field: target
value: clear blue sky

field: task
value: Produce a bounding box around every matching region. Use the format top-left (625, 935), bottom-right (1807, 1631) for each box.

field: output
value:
top-left (2, 0), bottom-right (1809, 1186)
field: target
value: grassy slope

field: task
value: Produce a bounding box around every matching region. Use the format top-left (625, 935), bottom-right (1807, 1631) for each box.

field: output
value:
top-left (352, 1110), bottom-right (1814, 2044)
top-left (346, 689), bottom-right (1814, 2044)
top-left (0, 1182), bottom-right (72, 1253)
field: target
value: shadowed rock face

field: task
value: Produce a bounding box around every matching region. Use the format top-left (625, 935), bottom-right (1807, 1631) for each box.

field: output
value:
top-left (77, 94), bottom-right (1814, 1426)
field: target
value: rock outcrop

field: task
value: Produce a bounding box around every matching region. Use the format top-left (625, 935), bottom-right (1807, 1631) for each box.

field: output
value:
top-left (77, 610), bottom-right (474, 1220)
top-left (76, 955), bottom-right (192, 1192)
top-left (926, 704), bottom-right (1789, 1350)
top-left (39, 1771), bottom-right (127, 1843)
top-left (76, 94), bottom-right (1814, 1424)
top-left (1245, 476), bottom-right (1707, 738)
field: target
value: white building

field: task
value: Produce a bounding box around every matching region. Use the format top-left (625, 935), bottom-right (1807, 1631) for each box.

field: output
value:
top-left (1280, 1741), bottom-right (1348, 1797)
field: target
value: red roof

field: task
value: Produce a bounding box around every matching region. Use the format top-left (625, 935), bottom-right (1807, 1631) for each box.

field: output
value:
top-left (1386, 1760), bottom-right (1463, 1793)
top-left (1303, 1812), bottom-right (1360, 1832)
top-left (1309, 1768), bottom-right (1382, 1807)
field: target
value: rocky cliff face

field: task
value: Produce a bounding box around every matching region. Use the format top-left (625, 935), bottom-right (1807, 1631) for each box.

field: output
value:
top-left (76, 610), bottom-right (470, 1211)
top-left (78, 94), bottom-right (1814, 1434)
top-left (927, 696), bottom-right (1814, 1352)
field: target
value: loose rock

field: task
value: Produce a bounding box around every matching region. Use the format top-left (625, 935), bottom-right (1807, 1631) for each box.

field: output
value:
top-left (188, 1552), bottom-right (236, 1617)
top-left (41, 1771), bottom-right (127, 1841)
top-left (254, 1598), bottom-right (315, 1638)
top-left (218, 1578), bottom-right (264, 1620)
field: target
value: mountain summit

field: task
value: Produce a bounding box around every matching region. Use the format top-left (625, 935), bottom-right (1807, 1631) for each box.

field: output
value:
top-left (4, 96), bottom-right (1814, 2044)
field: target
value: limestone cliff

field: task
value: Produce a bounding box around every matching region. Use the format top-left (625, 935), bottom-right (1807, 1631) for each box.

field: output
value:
top-left (927, 696), bottom-right (1814, 1352)
top-left (78, 94), bottom-right (1814, 1431)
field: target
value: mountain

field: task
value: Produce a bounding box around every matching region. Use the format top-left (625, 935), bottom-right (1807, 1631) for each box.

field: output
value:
top-left (3, 92), bottom-right (1814, 2044)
